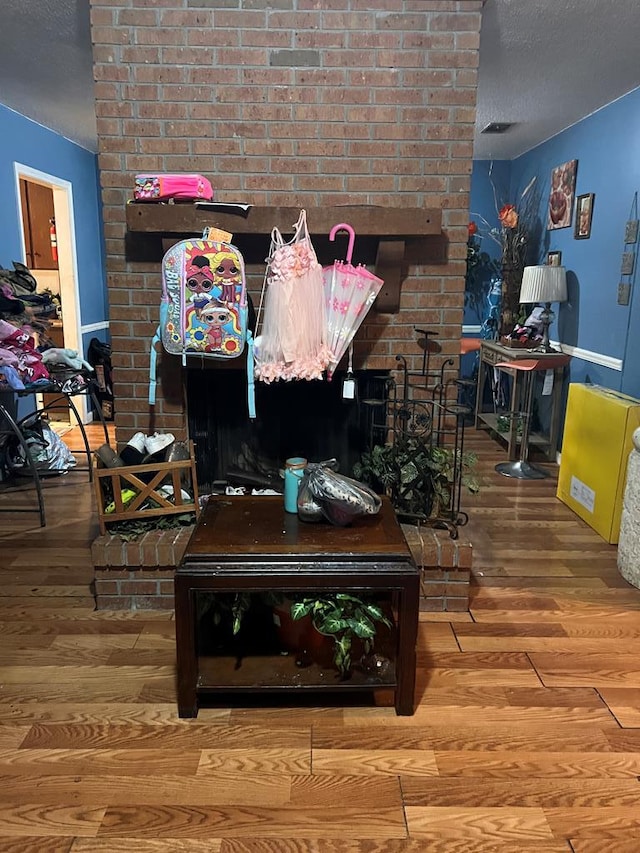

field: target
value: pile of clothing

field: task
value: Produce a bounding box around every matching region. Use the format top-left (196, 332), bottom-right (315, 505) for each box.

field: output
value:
top-left (0, 262), bottom-right (58, 332)
top-left (503, 305), bottom-right (545, 347)
top-left (1, 263), bottom-right (49, 390)
top-left (0, 319), bottom-right (50, 390)
top-left (0, 262), bottom-right (72, 391)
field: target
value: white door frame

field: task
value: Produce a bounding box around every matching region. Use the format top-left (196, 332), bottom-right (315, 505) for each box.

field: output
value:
top-left (13, 163), bottom-right (89, 423)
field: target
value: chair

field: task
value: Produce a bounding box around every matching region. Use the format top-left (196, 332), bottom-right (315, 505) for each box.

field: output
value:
top-left (494, 354), bottom-right (570, 479)
top-left (460, 337), bottom-right (481, 356)
top-left (457, 337), bottom-right (482, 414)
top-left (0, 401), bottom-right (46, 526)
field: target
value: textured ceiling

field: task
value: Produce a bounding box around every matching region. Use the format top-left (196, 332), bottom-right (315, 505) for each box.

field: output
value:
top-left (0, 0), bottom-right (96, 151)
top-left (0, 0), bottom-right (638, 159)
top-left (474, 0), bottom-right (640, 159)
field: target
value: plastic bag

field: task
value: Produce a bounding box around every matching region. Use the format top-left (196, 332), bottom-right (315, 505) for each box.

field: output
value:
top-left (296, 474), bottom-right (324, 523)
top-left (5, 417), bottom-right (76, 473)
top-left (298, 460), bottom-right (381, 526)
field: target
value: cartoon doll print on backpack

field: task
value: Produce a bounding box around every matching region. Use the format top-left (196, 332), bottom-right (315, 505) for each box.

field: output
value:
top-left (163, 239), bottom-right (247, 358)
top-left (149, 233), bottom-right (255, 417)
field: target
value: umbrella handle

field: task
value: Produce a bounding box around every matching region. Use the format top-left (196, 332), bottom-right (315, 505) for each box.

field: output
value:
top-left (329, 222), bottom-right (356, 264)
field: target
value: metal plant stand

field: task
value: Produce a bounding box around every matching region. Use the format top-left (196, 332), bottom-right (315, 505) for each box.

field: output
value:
top-left (358, 330), bottom-right (472, 538)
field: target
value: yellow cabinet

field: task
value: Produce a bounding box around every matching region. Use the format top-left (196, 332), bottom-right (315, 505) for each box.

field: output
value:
top-left (557, 384), bottom-right (640, 543)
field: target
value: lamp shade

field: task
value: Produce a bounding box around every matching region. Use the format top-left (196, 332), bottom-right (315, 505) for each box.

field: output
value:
top-left (519, 265), bottom-right (568, 304)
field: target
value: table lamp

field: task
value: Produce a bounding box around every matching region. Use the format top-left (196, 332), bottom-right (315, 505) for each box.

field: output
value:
top-left (519, 265), bottom-right (567, 353)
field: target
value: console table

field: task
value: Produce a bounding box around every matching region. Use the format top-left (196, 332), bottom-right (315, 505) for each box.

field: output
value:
top-left (175, 495), bottom-right (420, 717)
top-left (474, 340), bottom-right (570, 461)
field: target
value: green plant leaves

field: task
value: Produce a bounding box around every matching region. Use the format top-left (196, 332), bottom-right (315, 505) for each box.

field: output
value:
top-left (290, 592), bottom-right (392, 679)
top-left (354, 436), bottom-right (479, 521)
top-left (290, 599), bottom-right (313, 621)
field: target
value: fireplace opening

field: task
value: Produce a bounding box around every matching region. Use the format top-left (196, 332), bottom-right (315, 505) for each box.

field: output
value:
top-left (187, 369), bottom-right (390, 493)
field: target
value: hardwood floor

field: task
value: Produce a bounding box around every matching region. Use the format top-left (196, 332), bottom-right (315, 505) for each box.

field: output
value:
top-left (0, 423), bottom-right (639, 852)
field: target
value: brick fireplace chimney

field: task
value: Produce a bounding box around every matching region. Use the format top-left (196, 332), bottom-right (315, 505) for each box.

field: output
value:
top-left (90, 0), bottom-right (482, 448)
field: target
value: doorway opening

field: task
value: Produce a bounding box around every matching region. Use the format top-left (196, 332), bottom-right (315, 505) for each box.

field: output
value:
top-left (13, 164), bottom-right (88, 423)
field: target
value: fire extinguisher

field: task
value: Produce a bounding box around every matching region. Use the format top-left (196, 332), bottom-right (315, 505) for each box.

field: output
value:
top-left (49, 218), bottom-right (58, 263)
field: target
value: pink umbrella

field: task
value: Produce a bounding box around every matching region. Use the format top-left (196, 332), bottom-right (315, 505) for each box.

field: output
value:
top-left (323, 223), bottom-right (384, 380)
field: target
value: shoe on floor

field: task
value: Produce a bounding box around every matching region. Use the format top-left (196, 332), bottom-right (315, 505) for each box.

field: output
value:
top-left (158, 485), bottom-right (192, 503)
top-left (128, 432), bottom-right (146, 453)
top-left (119, 431), bottom-right (147, 466)
top-left (144, 432), bottom-right (175, 456)
top-left (95, 444), bottom-right (124, 469)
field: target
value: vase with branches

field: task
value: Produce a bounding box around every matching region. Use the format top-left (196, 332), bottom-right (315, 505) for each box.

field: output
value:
top-left (471, 173), bottom-right (539, 338)
top-left (465, 221), bottom-right (501, 330)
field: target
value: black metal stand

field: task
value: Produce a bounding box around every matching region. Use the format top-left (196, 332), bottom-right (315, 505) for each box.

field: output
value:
top-left (0, 402), bottom-right (46, 527)
top-left (358, 330), bottom-right (472, 538)
top-left (0, 371), bottom-right (112, 527)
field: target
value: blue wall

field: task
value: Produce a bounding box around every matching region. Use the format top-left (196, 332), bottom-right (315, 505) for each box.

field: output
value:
top-left (469, 157), bottom-right (510, 268)
top-left (0, 103), bottom-right (107, 355)
top-left (470, 87), bottom-right (640, 398)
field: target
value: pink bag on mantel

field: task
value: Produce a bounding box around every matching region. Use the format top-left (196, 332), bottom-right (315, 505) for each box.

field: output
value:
top-left (134, 173), bottom-right (214, 202)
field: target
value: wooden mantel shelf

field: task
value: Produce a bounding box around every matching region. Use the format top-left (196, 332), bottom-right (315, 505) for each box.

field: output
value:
top-left (125, 202), bottom-right (444, 313)
top-left (126, 202), bottom-right (441, 237)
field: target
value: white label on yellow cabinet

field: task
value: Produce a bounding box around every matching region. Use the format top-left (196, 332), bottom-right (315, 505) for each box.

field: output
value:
top-left (570, 475), bottom-right (596, 513)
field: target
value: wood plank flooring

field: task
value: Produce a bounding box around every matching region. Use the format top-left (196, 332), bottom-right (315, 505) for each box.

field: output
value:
top-left (0, 424), bottom-right (639, 852)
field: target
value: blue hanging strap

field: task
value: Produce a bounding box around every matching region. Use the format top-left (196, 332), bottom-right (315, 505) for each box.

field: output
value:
top-left (149, 302), bottom-right (169, 406)
top-left (246, 330), bottom-right (256, 420)
top-left (149, 327), bottom-right (160, 405)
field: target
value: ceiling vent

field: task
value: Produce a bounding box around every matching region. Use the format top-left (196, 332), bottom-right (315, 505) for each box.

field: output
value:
top-left (481, 122), bottom-right (515, 134)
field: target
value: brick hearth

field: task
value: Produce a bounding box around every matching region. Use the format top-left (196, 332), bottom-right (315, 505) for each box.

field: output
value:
top-left (92, 526), bottom-right (194, 610)
top-left (91, 522), bottom-right (471, 612)
top-left (402, 523), bottom-right (472, 612)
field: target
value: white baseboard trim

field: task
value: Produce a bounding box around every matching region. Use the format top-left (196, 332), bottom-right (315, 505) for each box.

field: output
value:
top-left (550, 341), bottom-right (623, 371)
top-left (81, 321), bottom-right (110, 334)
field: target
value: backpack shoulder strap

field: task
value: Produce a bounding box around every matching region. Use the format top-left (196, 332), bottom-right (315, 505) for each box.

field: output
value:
top-left (246, 330), bottom-right (255, 420)
top-left (149, 325), bottom-right (161, 405)
top-left (149, 301), bottom-right (169, 405)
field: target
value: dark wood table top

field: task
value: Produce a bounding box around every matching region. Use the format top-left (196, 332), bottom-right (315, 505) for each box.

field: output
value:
top-left (179, 495), bottom-right (412, 567)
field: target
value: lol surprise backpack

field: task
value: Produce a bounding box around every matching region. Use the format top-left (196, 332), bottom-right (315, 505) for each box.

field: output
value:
top-left (149, 233), bottom-right (255, 417)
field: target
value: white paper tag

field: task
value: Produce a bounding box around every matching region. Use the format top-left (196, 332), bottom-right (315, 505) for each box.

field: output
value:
top-left (570, 475), bottom-right (595, 513)
top-left (542, 369), bottom-right (554, 396)
top-left (342, 378), bottom-right (356, 400)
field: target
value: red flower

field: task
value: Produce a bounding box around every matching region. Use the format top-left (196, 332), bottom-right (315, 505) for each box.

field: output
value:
top-left (498, 204), bottom-right (518, 229)
top-left (468, 221), bottom-right (478, 236)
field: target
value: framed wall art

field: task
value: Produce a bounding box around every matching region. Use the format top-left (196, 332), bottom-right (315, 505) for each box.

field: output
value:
top-left (624, 219), bottom-right (638, 244)
top-left (575, 193), bottom-right (595, 239)
top-left (547, 159), bottom-right (578, 230)
top-left (621, 252), bottom-right (635, 276)
top-left (547, 251), bottom-right (562, 266)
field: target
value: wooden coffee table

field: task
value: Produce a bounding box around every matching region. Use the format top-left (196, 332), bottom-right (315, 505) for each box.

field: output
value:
top-left (174, 495), bottom-right (420, 717)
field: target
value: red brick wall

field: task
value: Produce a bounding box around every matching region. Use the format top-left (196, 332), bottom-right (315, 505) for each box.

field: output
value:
top-left (90, 0), bottom-right (482, 445)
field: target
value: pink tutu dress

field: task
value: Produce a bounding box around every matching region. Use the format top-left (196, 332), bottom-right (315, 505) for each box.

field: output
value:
top-left (254, 209), bottom-right (331, 383)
